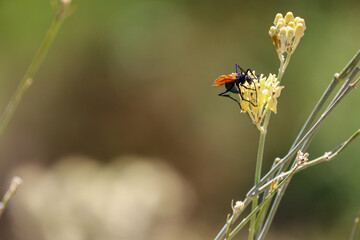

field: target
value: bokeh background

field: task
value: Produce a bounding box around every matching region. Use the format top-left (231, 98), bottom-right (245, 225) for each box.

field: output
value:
top-left (0, 0), bottom-right (359, 239)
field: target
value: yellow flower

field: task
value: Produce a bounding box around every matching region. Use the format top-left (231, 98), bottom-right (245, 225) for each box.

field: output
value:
top-left (237, 73), bottom-right (284, 132)
top-left (269, 12), bottom-right (306, 57)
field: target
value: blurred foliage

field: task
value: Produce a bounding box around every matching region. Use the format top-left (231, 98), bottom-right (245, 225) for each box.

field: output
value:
top-left (10, 156), bottom-right (199, 240)
top-left (0, 0), bottom-right (359, 239)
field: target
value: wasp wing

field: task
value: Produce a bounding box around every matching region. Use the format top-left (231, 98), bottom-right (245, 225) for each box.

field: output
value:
top-left (213, 74), bottom-right (237, 87)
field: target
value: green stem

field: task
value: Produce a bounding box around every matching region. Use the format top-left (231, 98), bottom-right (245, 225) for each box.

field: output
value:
top-left (247, 72), bottom-right (359, 199)
top-left (214, 50), bottom-right (360, 240)
top-left (257, 129), bottom-right (360, 240)
top-left (260, 75), bottom-right (341, 231)
top-left (248, 124), bottom-right (267, 240)
top-left (278, 53), bottom-right (291, 82)
top-left (291, 78), bottom-right (338, 150)
top-left (0, 4), bottom-right (71, 136)
top-left (290, 50), bottom-right (360, 152)
top-left (339, 50), bottom-right (360, 80)
top-left (254, 196), bottom-right (271, 231)
top-left (248, 52), bottom-right (292, 239)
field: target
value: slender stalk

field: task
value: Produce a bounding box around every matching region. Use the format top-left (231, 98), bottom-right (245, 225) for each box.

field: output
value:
top-left (248, 52), bottom-right (293, 239)
top-left (247, 68), bottom-right (360, 204)
top-left (250, 53), bottom-right (292, 236)
top-left (298, 65), bottom-right (358, 153)
top-left (253, 129), bottom-right (360, 195)
top-left (257, 74), bottom-right (343, 236)
top-left (327, 67), bottom-right (360, 111)
top-left (271, 57), bottom-right (360, 199)
top-left (215, 50), bottom-right (360, 240)
top-left (278, 53), bottom-right (291, 82)
top-left (0, 3), bottom-right (71, 136)
top-left (215, 198), bottom-right (250, 240)
top-left (214, 122), bottom-right (353, 240)
top-left (263, 53), bottom-right (360, 225)
top-left (290, 78), bottom-right (338, 150)
top-left (0, 177), bottom-right (23, 218)
top-left (289, 50), bottom-right (360, 152)
top-left (228, 164), bottom-right (298, 240)
top-left (225, 214), bottom-right (233, 240)
top-left (257, 74), bottom-right (360, 240)
top-left (350, 211), bottom-right (360, 240)
top-left (248, 127), bottom-right (267, 240)
top-left (254, 196), bottom-right (271, 231)
top-left (270, 51), bottom-right (360, 175)
top-left (339, 50), bottom-right (360, 80)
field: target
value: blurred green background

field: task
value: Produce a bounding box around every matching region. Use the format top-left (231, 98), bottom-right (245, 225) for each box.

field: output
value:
top-left (0, 0), bottom-right (359, 239)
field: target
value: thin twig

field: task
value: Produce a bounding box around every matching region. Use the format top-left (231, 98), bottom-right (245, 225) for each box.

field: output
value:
top-left (0, 177), bottom-right (23, 218)
top-left (227, 164), bottom-right (298, 240)
top-left (257, 74), bottom-right (360, 239)
top-left (256, 66), bottom-right (360, 237)
top-left (214, 49), bottom-right (360, 240)
top-left (254, 129), bottom-right (360, 195)
top-left (0, 1), bottom-right (72, 136)
top-left (349, 211), bottom-right (360, 240)
top-left (247, 67), bottom-right (360, 200)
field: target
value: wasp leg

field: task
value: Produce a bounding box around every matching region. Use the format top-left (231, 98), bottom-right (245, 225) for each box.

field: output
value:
top-left (245, 69), bottom-right (258, 80)
top-left (239, 84), bottom-right (256, 91)
top-left (218, 93), bottom-right (243, 111)
top-left (218, 86), bottom-right (233, 96)
top-left (235, 84), bottom-right (258, 107)
top-left (242, 82), bottom-right (258, 105)
top-left (244, 69), bottom-right (259, 105)
top-left (218, 87), bottom-right (243, 110)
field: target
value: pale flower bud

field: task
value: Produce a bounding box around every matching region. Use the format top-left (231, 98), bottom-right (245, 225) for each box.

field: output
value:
top-left (269, 12), bottom-right (306, 56)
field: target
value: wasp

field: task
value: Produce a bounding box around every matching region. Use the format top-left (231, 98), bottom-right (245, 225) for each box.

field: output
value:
top-left (213, 64), bottom-right (258, 109)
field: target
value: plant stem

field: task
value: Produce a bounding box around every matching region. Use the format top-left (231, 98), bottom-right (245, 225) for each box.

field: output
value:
top-left (248, 52), bottom-right (293, 239)
top-left (291, 50), bottom-right (360, 151)
top-left (253, 129), bottom-right (360, 197)
top-left (214, 49), bottom-right (360, 240)
top-left (274, 54), bottom-right (360, 190)
top-left (247, 67), bottom-right (360, 202)
top-left (339, 50), bottom-right (360, 80)
top-left (278, 53), bottom-right (291, 82)
top-left (350, 211), bottom-right (360, 240)
top-left (0, 177), bottom-right (23, 218)
top-left (0, 3), bottom-right (71, 136)
top-left (228, 164), bottom-right (298, 240)
top-left (257, 74), bottom-right (341, 236)
top-left (257, 71), bottom-right (360, 240)
top-left (291, 78), bottom-right (338, 150)
top-left (248, 124), bottom-right (267, 240)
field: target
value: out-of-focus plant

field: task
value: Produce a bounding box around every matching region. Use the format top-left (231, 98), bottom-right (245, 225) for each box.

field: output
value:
top-left (213, 12), bottom-right (360, 240)
top-left (350, 211), bottom-right (360, 240)
top-left (11, 156), bottom-right (198, 240)
top-left (0, 177), bottom-right (23, 218)
top-left (0, 0), bottom-right (73, 217)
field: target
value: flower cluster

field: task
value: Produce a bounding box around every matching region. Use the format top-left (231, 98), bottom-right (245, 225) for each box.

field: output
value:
top-left (269, 12), bottom-right (306, 57)
top-left (296, 151), bottom-right (309, 165)
top-left (232, 200), bottom-right (244, 214)
top-left (239, 73), bottom-right (284, 132)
